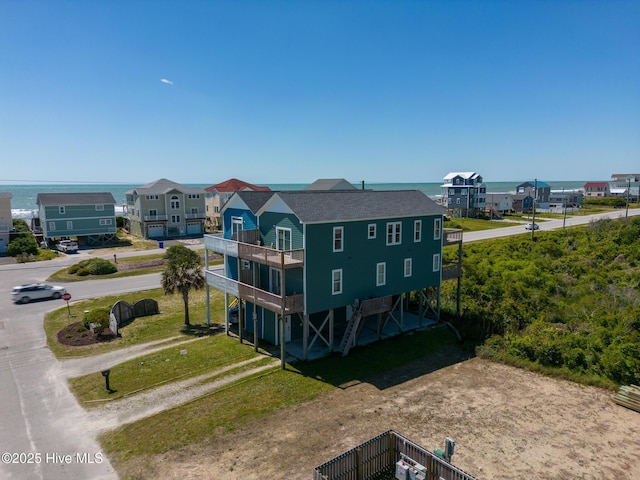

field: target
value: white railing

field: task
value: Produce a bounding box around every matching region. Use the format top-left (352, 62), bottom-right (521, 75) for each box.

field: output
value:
top-left (144, 214), bottom-right (168, 221)
top-left (185, 212), bottom-right (206, 219)
top-left (204, 234), bottom-right (238, 257)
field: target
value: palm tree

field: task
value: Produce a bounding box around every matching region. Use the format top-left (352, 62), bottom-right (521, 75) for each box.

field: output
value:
top-left (161, 245), bottom-right (205, 326)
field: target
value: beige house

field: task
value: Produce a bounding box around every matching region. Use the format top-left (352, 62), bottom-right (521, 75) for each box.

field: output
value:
top-left (125, 179), bottom-right (206, 239)
top-left (0, 192), bottom-right (12, 253)
top-left (204, 178), bottom-right (270, 229)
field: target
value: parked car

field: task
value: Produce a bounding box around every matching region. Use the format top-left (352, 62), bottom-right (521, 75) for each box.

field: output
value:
top-left (524, 222), bottom-right (539, 230)
top-left (57, 240), bottom-right (78, 253)
top-left (11, 284), bottom-right (66, 304)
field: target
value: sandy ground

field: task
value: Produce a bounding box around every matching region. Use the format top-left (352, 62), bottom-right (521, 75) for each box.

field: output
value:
top-left (116, 347), bottom-right (640, 480)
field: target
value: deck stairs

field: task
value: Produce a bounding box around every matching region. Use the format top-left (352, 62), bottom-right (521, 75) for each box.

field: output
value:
top-left (338, 305), bottom-right (364, 356)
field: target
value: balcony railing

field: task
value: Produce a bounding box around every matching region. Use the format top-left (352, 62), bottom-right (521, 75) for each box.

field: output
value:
top-left (185, 212), bottom-right (206, 219)
top-left (360, 296), bottom-right (393, 316)
top-left (442, 228), bottom-right (463, 246)
top-left (442, 263), bottom-right (462, 280)
top-left (0, 223), bottom-right (11, 233)
top-left (205, 270), bottom-right (304, 315)
top-left (204, 234), bottom-right (303, 269)
top-left (144, 214), bottom-right (168, 221)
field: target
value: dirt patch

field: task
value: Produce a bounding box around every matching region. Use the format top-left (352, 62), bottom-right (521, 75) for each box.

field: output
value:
top-left (116, 355), bottom-right (640, 480)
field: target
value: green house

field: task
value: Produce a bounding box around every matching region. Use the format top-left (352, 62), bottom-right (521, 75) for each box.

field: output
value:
top-left (36, 192), bottom-right (117, 245)
top-left (204, 187), bottom-right (462, 362)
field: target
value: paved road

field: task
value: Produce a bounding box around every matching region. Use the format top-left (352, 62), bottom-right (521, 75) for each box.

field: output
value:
top-left (0, 212), bottom-right (638, 479)
top-left (463, 207), bottom-right (640, 242)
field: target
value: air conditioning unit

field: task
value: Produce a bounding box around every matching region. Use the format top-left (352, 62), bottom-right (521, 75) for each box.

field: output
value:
top-left (395, 460), bottom-right (410, 480)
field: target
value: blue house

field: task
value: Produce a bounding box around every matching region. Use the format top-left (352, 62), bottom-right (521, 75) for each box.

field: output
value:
top-left (204, 186), bottom-right (462, 364)
top-left (36, 192), bottom-right (117, 245)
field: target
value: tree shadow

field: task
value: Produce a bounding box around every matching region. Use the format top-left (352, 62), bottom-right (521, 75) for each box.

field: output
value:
top-left (181, 323), bottom-right (224, 337)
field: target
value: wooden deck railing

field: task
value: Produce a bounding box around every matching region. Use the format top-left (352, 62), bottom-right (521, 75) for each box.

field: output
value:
top-left (443, 228), bottom-right (463, 246)
top-left (204, 233), bottom-right (304, 269)
top-left (205, 270), bottom-right (304, 315)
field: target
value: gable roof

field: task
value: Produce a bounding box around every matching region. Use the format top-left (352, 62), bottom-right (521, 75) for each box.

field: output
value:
top-left (303, 178), bottom-right (358, 191)
top-left (518, 180), bottom-right (550, 188)
top-left (443, 172), bottom-right (481, 181)
top-left (36, 192), bottom-right (116, 206)
top-left (584, 182), bottom-right (608, 188)
top-left (126, 178), bottom-right (205, 195)
top-left (232, 191), bottom-right (275, 214)
top-left (262, 190), bottom-right (445, 223)
top-left (205, 178), bottom-right (270, 193)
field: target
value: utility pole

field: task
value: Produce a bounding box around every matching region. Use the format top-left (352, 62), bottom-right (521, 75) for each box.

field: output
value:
top-left (626, 177), bottom-right (631, 221)
top-left (531, 178), bottom-right (537, 241)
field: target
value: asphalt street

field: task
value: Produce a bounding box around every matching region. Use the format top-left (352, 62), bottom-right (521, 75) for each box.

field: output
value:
top-left (0, 210), bottom-right (638, 479)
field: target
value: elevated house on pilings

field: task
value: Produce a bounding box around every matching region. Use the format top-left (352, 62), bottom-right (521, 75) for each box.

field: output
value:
top-left (203, 185), bottom-right (463, 366)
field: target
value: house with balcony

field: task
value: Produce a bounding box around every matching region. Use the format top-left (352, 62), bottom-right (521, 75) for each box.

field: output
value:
top-left (204, 186), bottom-right (462, 363)
top-left (125, 178), bottom-right (206, 239)
top-left (516, 180), bottom-right (551, 208)
top-left (0, 192), bottom-right (12, 254)
top-left (610, 174), bottom-right (639, 202)
top-left (204, 178), bottom-right (270, 229)
top-left (485, 193), bottom-right (513, 216)
top-left (440, 172), bottom-right (486, 218)
top-left (583, 181), bottom-right (610, 199)
top-left (36, 192), bottom-right (117, 245)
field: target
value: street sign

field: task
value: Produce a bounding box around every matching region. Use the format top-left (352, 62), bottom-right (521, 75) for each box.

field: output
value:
top-left (62, 293), bottom-right (71, 301)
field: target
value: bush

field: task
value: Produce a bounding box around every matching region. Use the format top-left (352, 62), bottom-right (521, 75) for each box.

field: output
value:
top-left (69, 258), bottom-right (117, 276)
top-left (83, 307), bottom-right (111, 334)
top-left (7, 235), bottom-right (38, 257)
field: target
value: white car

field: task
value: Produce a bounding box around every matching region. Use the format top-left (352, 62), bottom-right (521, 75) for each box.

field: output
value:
top-left (524, 222), bottom-right (539, 230)
top-left (11, 284), bottom-right (66, 304)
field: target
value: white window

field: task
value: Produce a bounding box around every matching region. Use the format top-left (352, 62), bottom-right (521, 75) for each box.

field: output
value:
top-left (368, 224), bottom-right (376, 239)
top-left (95, 204), bottom-right (104, 211)
top-left (376, 262), bottom-right (386, 286)
top-left (191, 208), bottom-right (199, 214)
top-left (66, 221), bottom-right (73, 229)
top-left (149, 209), bottom-right (157, 217)
top-left (434, 218), bottom-right (442, 240)
top-left (433, 254), bottom-right (441, 272)
top-left (170, 196), bottom-right (180, 209)
top-left (59, 206), bottom-right (65, 214)
top-left (241, 260), bottom-right (251, 270)
top-left (146, 195), bottom-right (158, 200)
top-left (332, 269), bottom-right (343, 295)
top-left (333, 226), bottom-right (344, 252)
top-left (188, 194), bottom-right (200, 199)
top-left (49, 222), bottom-right (56, 231)
top-left (386, 222), bottom-right (401, 245)
top-left (99, 219), bottom-right (112, 225)
top-left (404, 258), bottom-right (412, 277)
top-left (276, 227), bottom-right (292, 252)
top-left (414, 220), bottom-right (422, 242)
top-left (171, 215), bottom-right (181, 223)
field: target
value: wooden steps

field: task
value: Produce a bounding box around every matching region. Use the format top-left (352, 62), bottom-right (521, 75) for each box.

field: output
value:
top-left (339, 309), bottom-right (363, 356)
top-left (614, 384), bottom-right (640, 413)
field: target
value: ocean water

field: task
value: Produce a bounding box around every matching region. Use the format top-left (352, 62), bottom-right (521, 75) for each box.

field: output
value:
top-left (2, 181), bottom-right (589, 219)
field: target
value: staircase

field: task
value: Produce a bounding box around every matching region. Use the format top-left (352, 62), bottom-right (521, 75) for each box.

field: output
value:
top-left (338, 306), bottom-right (363, 356)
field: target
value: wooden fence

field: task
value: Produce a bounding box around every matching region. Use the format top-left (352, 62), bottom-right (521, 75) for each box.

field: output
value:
top-left (313, 430), bottom-right (476, 480)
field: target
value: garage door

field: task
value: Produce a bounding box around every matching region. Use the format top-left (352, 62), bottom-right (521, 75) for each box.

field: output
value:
top-left (148, 224), bottom-right (164, 238)
top-left (187, 222), bottom-right (201, 235)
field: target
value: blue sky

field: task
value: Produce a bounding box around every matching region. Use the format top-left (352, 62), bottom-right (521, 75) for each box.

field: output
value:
top-left (1, 0), bottom-right (638, 185)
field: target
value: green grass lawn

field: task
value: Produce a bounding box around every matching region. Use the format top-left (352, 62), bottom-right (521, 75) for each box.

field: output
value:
top-left (99, 326), bottom-right (461, 463)
top-left (45, 287), bottom-right (226, 358)
top-left (69, 335), bottom-right (271, 404)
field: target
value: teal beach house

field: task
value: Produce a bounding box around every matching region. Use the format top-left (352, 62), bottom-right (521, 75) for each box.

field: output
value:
top-left (36, 192), bottom-right (117, 245)
top-left (204, 185), bottom-right (462, 363)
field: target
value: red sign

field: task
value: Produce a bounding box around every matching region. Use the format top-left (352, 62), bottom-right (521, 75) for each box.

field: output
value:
top-left (62, 293), bottom-right (71, 301)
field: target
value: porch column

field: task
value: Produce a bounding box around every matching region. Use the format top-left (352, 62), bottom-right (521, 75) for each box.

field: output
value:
top-left (280, 253), bottom-right (286, 369)
top-left (303, 314), bottom-right (309, 361)
top-left (205, 248), bottom-right (210, 327)
top-left (329, 309), bottom-right (334, 351)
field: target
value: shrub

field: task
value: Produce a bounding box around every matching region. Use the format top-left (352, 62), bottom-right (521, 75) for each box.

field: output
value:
top-left (69, 258), bottom-right (117, 276)
top-left (7, 235), bottom-right (38, 257)
top-left (83, 307), bottom-right (111, 335)
top-left (77, 268), bottom-right (90, 276)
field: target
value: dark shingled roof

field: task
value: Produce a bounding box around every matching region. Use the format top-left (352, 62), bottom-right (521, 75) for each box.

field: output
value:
top-left (234, 191), bottom-right (275, 214)
top-left (273, 190), bottom-right (445, 223)
top-left (36, 192), bottom-right (117, 206)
